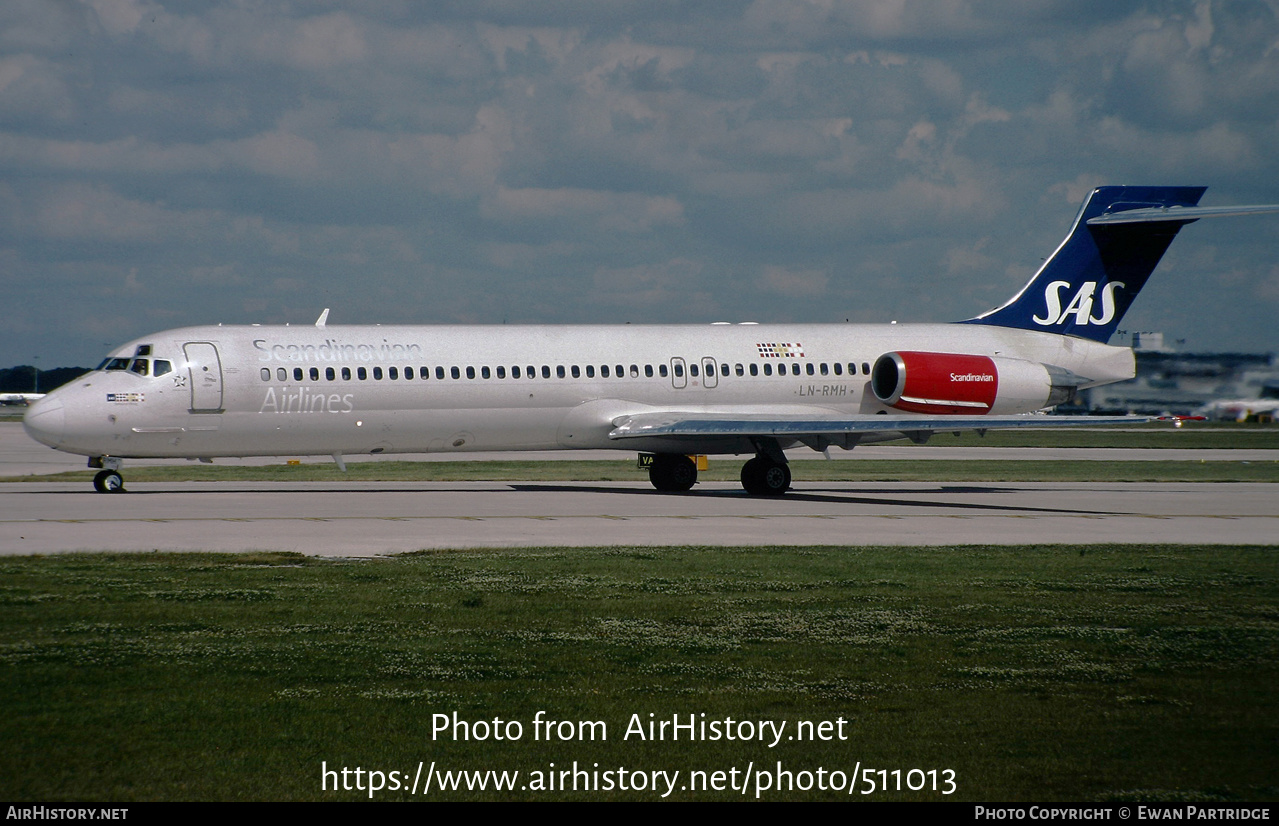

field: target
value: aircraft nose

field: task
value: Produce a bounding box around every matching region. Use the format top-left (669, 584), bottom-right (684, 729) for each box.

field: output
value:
top-left (23, 395), bottom-right (65, 448)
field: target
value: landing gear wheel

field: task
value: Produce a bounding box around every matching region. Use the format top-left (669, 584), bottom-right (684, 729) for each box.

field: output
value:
top-left (649, 454), bottom-right (698, 492)
top-left (741, 457), bottom-right (790, 496)
top-left (93, 470), bottom-right (125, 493)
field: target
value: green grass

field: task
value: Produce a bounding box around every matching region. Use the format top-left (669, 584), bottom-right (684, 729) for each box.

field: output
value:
top-left (5, 458), bottom-right (1278, 484)
top-left (1, 546), bottom-right (1275, 801)
top-left (911, 423), bottom-right (1279, 449)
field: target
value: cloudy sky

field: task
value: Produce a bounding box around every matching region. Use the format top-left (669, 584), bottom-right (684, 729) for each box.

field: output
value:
top-left (3, 0), bottom-right (1278, 368)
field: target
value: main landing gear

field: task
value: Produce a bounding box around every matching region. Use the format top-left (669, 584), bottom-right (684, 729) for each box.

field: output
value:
top-left (90, 457), bottom-right (125, 493)
top-left (648, 454), bottom-right (699, 492)
top-left (645, 448), bottom-right (792, 496)
top-left (740, 455), bottom-right (790, 496)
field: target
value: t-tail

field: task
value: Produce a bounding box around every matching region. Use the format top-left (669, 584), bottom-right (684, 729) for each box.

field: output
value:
top-left (962, 185), bottom-right (1279, 343)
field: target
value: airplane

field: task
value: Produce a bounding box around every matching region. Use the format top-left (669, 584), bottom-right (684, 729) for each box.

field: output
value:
top-left (1, 393), bottom-right (45, 406)
top-left (22, 185), bottom-right (1279, 494)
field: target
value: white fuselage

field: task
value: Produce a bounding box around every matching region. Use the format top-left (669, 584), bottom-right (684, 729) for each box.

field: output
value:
top-left (24, 322), bottom-right (1134, 462)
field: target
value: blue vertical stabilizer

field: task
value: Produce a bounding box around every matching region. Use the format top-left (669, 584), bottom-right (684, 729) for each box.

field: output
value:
top-left (962, 186), bottom-right (1207, 342)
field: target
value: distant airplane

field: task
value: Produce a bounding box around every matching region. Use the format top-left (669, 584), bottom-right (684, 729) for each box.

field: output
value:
top-left (23, 186), bottom-right (1279, 493)
top-left (1197, 398), bottom-right (1279, 423)
top-left (1, 393), bottom-right (44, 406)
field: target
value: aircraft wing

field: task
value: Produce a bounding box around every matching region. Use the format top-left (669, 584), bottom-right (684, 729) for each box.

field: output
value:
top-left (608, 411), bottom-right (1147, 442)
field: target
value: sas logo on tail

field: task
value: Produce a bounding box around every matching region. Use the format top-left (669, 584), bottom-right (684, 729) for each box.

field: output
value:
top-left (1033, 280), bottom-right (1124, 327)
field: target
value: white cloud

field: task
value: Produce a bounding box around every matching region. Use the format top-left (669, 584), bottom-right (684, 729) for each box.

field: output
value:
top-left (758, 265), bottom-right (829, 297)
top-left (592, 258), bottom-right (711, 311)
top-left (28, 183), bottom-right (166, 241)
top-left (487, 187), bottom-right (684, 233)
top-left (81, 0), bottom-right (151, 37)
top-left (478, 24), bottom-right (582, 71)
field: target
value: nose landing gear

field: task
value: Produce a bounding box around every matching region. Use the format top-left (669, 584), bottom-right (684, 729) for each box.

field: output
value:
top-left (93, 470), bottom-right (125, 493)
top-left (89, 457), bottom-right (126, 493)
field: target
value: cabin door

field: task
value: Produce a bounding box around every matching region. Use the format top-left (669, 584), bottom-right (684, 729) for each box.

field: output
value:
top-left (183, 342), bottom-right (224, 413)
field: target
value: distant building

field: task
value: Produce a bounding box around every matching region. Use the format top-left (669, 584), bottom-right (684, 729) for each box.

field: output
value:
top-left (1082, 334), bottom-right (1278, 420)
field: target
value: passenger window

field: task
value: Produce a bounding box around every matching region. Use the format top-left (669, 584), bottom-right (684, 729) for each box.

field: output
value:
top-left (277, 368), bottom-right (287, 381)
top-left (705, 363), bottom-right (714, 377)
top-left (466, 366), bottom-right (475, 379)
top-left (482, 366), bottom-right (491, 379)
top-left (630, 364), bottom-right (639, 378)
top-left (389, 367), bottom-right (399, 380)
top-left (571, 366), bottom-right (580, 378)
top-left (833, 363), bottom-right (842, 376)
top-left (358, 367), bottom-right (367, 380)
top-left (820, 363), bottom-right (828, 376)
top-left (587, 365), bottom-right (596, 378)
top-left (541, 365), bottom-right (551, 379)
top-left (601, 365), bottom-right (610, 378)
top-left (556, 366), bottom-right (565, 378)
top-left (690, 363), bottom-right (699, 377)
top-left (763, 363), bottom-right (772, 376)
top-left (721, 363), bottom-right (729, 377)
top-left (342, 367), bottom-right (352, 380)
top-left (451, 367), bottom-right (460, 379)
top-left (527, 365), bottom-right (536, 378)
top-left (437, 366), bottom-right (446, 380)
top-left (326, 367), bottom-right (336, 381)
top-left (420, 367), bottom-right (429, 379)
top-left (310, 367), bottom-right (320, 381)
top-left (512, 366), bottom-right (521, 379)
top-left (498, 366), bottom-right (507, 379)
top-left (373, 367), bottom-right (383, 380)
top-left (673, 363), bottom-right (683, 378)
top-left (659, 364), bottom-right (668, 378)
top-left (736, 364), bottom-right (744, 377)
top-left (615, 365), bottom-right (623, 377)
top-left (778, 364), bottom-right (786, 375)
top-left (806, 363), bottom-right (815, 376)
top-left (749, 364), bottom-right (758, 376)
top-left (294, 368), bottom-right (304, 381)
top-left (645, 364), bottom-right (653, 378)
top-left (261, 368), bottom-right (270, 381)
top-left (862, 362), bottom-right (871, 375)
top-left (404, 366), bottom-right (413, 380)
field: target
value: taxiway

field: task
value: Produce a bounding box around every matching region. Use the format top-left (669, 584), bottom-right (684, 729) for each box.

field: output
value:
top-left (2, 480), bottom-right (1274, 555)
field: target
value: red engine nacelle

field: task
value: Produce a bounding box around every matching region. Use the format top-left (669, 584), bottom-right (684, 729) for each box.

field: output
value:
top-left (871, 351), bottom-right (1076, 415)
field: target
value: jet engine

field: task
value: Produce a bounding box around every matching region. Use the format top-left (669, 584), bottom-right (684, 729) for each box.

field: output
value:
top-left (870, 351), bottom-right (1080, 415)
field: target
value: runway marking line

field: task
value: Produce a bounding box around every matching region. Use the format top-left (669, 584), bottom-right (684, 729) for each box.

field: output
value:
top-left (6, 514), bottom-right (1278, 526)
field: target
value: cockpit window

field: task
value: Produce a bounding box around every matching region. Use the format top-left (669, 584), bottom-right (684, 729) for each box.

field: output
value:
top-left (97, 354), bottom-right (171, 377)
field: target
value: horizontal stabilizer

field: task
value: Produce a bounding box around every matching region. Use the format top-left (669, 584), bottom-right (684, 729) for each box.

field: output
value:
top-left (1087, 204), bottom-right (1279, 225)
